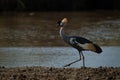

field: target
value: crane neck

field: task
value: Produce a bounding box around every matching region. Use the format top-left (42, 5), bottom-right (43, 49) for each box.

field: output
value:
top-left (59, 26), bottom-right (67, 39)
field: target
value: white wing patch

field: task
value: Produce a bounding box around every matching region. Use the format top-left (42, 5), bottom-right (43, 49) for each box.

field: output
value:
top-left (69, 38), bottom-right (76, 44)
top-left (77, 43), bottom-right (96, 52)
top-left (69, 38), bottom-right (96, 52)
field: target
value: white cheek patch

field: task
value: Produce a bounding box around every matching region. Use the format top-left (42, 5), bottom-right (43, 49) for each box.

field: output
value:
top-left (60, 22), bottom-right (63, 26)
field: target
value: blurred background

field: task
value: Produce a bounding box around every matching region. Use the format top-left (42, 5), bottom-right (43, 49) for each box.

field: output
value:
top-left (0, 0), bottom-right (120, 11)
top-left (0, 0), bottom-right (120, 47)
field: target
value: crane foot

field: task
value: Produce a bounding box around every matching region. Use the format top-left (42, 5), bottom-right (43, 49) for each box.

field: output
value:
top-left (63, 59), bottom-right (81, 67)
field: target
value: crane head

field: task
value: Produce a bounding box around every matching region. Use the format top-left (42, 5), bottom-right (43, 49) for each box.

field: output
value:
top-left (57, 18), bottom-right (68, 27)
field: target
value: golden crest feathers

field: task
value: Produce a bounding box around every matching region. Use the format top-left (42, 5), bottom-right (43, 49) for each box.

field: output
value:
top-left (61, 18), bottom-right (68, 24)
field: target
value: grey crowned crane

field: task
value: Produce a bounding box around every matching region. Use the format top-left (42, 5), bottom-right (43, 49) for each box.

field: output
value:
top-left (57, 18), bottom-right (102, 67)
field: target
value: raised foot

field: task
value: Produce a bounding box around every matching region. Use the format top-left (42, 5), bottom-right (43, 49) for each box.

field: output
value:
top-left (63, 63), bottom-right (72, 67)
top-left (63, 59), bottom-right (81, 67)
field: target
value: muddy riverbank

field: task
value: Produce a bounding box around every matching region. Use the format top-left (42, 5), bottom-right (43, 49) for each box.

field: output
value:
top-left (0, 66), bottom-right (120, 80)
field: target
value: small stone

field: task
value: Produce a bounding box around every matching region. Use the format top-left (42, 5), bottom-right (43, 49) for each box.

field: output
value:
top-left (84, 76), bottom-right (90, 80)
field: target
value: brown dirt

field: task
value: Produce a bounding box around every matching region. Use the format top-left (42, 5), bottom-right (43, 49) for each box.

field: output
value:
top-left (0, 66), bottom-right (120, 80)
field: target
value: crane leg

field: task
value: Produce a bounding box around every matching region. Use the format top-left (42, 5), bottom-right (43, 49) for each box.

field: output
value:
top-left (81, 51), bottom-right (85, 67)
top-left (63, 51), bottom-right (82, 67)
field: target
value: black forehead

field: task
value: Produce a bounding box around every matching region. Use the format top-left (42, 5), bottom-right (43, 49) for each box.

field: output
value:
top-left (57, 20), bottom-right (61, 24)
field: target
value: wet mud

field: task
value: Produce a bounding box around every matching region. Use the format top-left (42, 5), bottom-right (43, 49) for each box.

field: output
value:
top-left (0, 66), bottom-right (120, 80)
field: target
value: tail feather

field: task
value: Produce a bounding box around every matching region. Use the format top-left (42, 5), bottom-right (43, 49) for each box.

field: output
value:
top-left (93, 44), bottom-right (102, 54)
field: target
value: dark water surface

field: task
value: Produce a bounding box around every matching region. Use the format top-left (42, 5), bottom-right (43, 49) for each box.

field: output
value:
top-left (0, 47), bottom-right (119, 68)
top-left (0, 12), bottom-right (120, 46)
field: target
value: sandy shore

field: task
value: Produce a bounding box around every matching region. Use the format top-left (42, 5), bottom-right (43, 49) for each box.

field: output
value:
top-left (0, 66), bottom-right (120, 80)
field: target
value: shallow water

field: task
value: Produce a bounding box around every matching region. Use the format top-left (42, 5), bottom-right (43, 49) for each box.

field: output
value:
top-left (0, 47), bottom-right (119, 68)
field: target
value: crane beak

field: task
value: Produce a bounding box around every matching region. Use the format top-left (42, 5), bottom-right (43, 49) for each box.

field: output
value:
top-left (57, 20), bottom-right (61, 26)
top-left (56, 20), bottom-right (61, 29)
